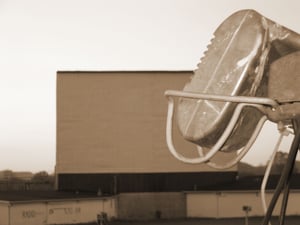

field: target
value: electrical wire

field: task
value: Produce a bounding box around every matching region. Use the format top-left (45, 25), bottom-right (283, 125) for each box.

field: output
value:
top-left (260, 132), bottom-right (284, 225)
top-left (261, 118), bottom-right (300, 225)
top-left (278, 119), bottom-right (300, 225)
top-left (261, 132), bottom-right (284, 218)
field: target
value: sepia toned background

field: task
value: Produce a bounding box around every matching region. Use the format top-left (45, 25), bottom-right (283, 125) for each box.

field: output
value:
top-left (0, 0), bottom-right (299, 172)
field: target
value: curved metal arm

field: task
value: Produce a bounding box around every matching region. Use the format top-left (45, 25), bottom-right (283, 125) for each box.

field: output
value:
top-left (166, 94), bottom-right (267, 164)
top-left (165, 90), bottom-right (279, 107)
top-left (201, 115), bottom-right (267, 170)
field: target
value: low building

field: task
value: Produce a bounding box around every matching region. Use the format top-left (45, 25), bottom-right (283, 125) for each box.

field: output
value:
top-left (0, 191), bottom-right (116, 225)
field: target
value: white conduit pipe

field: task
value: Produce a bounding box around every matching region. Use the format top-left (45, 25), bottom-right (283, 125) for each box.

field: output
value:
top-left (201, 116), bottom-right (267, 170)
top-left (261, 132), bottom-right (285, 217)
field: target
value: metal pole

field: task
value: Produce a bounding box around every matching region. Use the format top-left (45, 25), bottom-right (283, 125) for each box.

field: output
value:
top-left (279, 182), bottom-right (291, 225)
top-left (245, 210), bottom-right (249, 225)
top-left (243, 206), bottom-right (251, 225)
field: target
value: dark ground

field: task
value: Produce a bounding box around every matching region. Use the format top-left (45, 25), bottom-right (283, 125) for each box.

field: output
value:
top-left (0, 190), bottom-right (100, 201)
top-left (84, 216), bottom-right (300, 225)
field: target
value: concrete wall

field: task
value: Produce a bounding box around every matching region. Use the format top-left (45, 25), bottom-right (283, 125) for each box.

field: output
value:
top-left (46, 199), bottom-right (116, 224)
top-left (217, 192), bottom-right (264, 218)
top-left (1, 197), bottom-right (116, 225)
top-left (0, 202), bottom-right (9, 225)
top-left (117, 192), bottom-right (186, 220)
top-left (186, 192), bottom-right (218, 218)
top-left (186, 190), bottom-right (300, 218)
top-left (2, 190), bottom-right (300, 223)
top-left (10, 202), bottom-right (46, 225)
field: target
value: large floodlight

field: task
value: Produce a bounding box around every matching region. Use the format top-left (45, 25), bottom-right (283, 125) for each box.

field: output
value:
top-left (165, 10), bottom-right (300, 225)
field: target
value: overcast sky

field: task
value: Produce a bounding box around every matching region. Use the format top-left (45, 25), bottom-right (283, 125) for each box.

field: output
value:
top-left (0, 0), bottom-right (299, 172)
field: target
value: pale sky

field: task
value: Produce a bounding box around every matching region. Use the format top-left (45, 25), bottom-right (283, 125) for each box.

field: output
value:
top-left (0, 0), bottom-right (299, 172)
